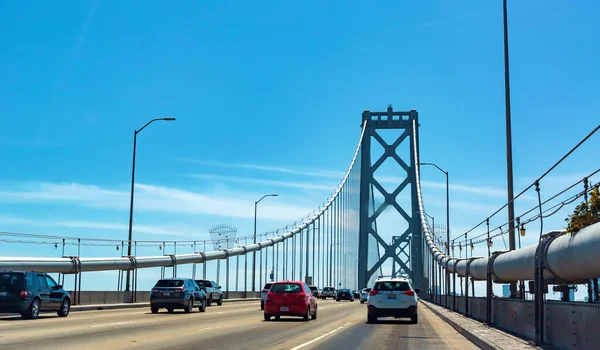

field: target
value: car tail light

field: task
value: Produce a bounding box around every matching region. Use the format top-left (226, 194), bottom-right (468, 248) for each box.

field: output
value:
top-left (151, 288), bottom-right (160, 293)
top-left (369, 290), bottom-right (378, 296)
top-left (405, 290), bottom-right (415, 296)
top-left (262, 289), bottom-right (268, 294)
top-left (19, 290), bottom-right (28, 298)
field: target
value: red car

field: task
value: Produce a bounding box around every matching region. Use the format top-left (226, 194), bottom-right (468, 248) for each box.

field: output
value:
top-left (263, 281), bottom-right (318, 321)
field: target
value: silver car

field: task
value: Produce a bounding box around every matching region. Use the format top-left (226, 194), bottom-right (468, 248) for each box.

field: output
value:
top-left (260, 282), bottom-right (273, 310)
top-left (320, 286), bottom-right (336, 299)
top-left (359, 288), bottom-right (371, 303)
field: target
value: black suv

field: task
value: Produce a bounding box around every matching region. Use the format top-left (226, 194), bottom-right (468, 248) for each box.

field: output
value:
top-left (150, 278), bottom-right (207, 313)
top-left (0, 271), bottom-right (71, 319)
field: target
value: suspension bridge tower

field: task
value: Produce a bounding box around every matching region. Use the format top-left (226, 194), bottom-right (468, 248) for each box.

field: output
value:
top-left (358, 105), bottom-right (423, 289)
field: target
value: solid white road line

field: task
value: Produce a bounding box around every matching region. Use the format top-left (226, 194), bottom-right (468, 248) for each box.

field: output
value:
top-left (89, 321), bottom-right (133, 328)
top-left (289, 322), bottom-right (351, 350)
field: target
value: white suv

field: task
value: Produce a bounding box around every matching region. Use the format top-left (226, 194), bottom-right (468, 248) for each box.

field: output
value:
top-left (366, 277), bottom-right (420, 324)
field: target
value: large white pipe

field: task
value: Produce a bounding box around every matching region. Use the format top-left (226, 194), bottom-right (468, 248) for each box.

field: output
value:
top-left (442, 224), bottom-right (600, 283)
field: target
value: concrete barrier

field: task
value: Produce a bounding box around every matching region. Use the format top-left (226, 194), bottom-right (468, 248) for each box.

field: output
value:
top-left (70, 291), bottom-right (261, 305)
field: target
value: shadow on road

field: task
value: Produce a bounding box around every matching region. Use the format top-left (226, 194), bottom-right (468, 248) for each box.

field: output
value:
top-left (365, 319), bottom-right (413, 325)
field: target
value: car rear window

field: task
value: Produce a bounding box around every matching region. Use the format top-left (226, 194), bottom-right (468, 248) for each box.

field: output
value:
top-left (0, 273), bottom-right (25, 291)
top-left (323, 287), bottom-right (334, 291)
top-left (195, 280), bottom-right (211, 287)
top-left (263, 283), bottom-right (273, 290)
top-left (155, 279), bottom-right (185, 287)
top-left (374, 281), bottom-right (410, 291)
top-left (270, 283), bottom-right (302, 293)
top-left (309, 286), bottom-right (318, 291)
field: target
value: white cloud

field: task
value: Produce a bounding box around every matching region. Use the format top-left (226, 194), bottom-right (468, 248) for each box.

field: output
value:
top-left (0, 215), bottom-right (200, 238)
top-left (0, 182), bottom-right (127, 204)
top-left (0, 181), bottom-right (316, 222)
top-left (178, 158), bottom-right (344, 179)
top-left (375, 175), bottom-right (515, 199)
top-left (189, 173), bottom-right (336, 191)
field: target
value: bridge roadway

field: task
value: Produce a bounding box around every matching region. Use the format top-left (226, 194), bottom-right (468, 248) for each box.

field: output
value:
top-left (0, 300), bottom-right (478, 350)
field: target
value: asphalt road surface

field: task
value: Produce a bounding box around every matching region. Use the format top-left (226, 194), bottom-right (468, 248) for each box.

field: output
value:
top-left (0, 299), bottom-right (479, 350)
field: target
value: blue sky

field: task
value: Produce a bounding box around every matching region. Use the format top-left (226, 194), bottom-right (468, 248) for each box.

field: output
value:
top-left (0, 1), bottom-right (598, 297)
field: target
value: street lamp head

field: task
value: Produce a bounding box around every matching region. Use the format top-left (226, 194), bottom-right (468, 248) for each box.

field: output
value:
top-left (162, 118), bottom-right (176, 121)
top-left (270, 194), bottom-right (279, 197)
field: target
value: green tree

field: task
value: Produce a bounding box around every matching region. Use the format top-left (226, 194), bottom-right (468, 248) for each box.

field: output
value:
top-left (565, 185), bottom-right (600, 234)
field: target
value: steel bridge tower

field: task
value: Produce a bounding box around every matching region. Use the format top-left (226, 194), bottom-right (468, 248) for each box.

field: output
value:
top-left (358, 105), bottom-right (423, 289)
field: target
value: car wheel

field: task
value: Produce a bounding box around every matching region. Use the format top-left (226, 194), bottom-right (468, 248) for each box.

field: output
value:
top-left (25, 299), bottom-right (40, 319)
top-left (264, 313), bottom-right (271, 321)
top-left (367, 312), bottom-right (377, 324)
top-left (167, 308), bottom-right (174, 313)
top-left (360, 300), bottom-right (364, 304)
top-left (275, 315), bottom-right (280, 320)
top-left (351, 298), bottom-right (354, 302)
top-left (199, 298), bottom-right (206, 312)
top-left (260, 301), bottom-right (264, 310)
top-left (206, 295), bottom-right (212, 306)
top-left (151, 306), bottom-right (159, 314)
top-left (217, 296), bottom-right (223, 306)
top-left (57, 298), bottom-right (70, 317)
top-left (303, 307), bottom-right (310, 321)
top-left (410, 313), bottom-right (418, 324)
top-left (184, 298), bottom-right (193, 313)
top-left (311, 307), bottom-right (317, 320)
top-left (336, 299), bottom-right (340, 302)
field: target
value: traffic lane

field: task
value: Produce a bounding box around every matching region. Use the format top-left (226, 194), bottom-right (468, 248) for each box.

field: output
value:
top-left (115, 299), bottom-right (362, 350)
top-left (310, 301), bottom-right (479, 350)
top-left (0, 300), bottom-right (265, 348)
top-left (0, 299), bottom-right (346, 350)
top-left (0, 299), bottom-right (260, 332)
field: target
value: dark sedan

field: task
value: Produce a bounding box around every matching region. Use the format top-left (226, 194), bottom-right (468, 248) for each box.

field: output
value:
top-left (336, 288), bottom-right (355, 302)
top-left (150, 278), bottom-right (207, 313)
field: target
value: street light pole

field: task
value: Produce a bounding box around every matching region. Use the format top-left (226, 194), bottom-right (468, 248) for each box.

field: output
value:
top-left (125, 117), bottom-right (175, 302)
top-left (419, 162), bottom-right (450, 306)
top-left (419, 163), bottom-right (449, 252)
top-left (503, 0), bottom-right (518, 299)
top-left (252, 194), bottom-right (278, 292)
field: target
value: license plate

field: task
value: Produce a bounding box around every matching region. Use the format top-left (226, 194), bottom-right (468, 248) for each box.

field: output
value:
top-left (0, 292), bottom-right (7, 297)
top-left (280, 306), bottom-right (289, 311)
top-left (387, 294), bottom-right (396, 299)
top-left (163, 292), bottom-right (171, 296)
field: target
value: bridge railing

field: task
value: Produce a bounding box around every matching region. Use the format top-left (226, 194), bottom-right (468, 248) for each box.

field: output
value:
top-left (414, 118), bottom-right (600, 349)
